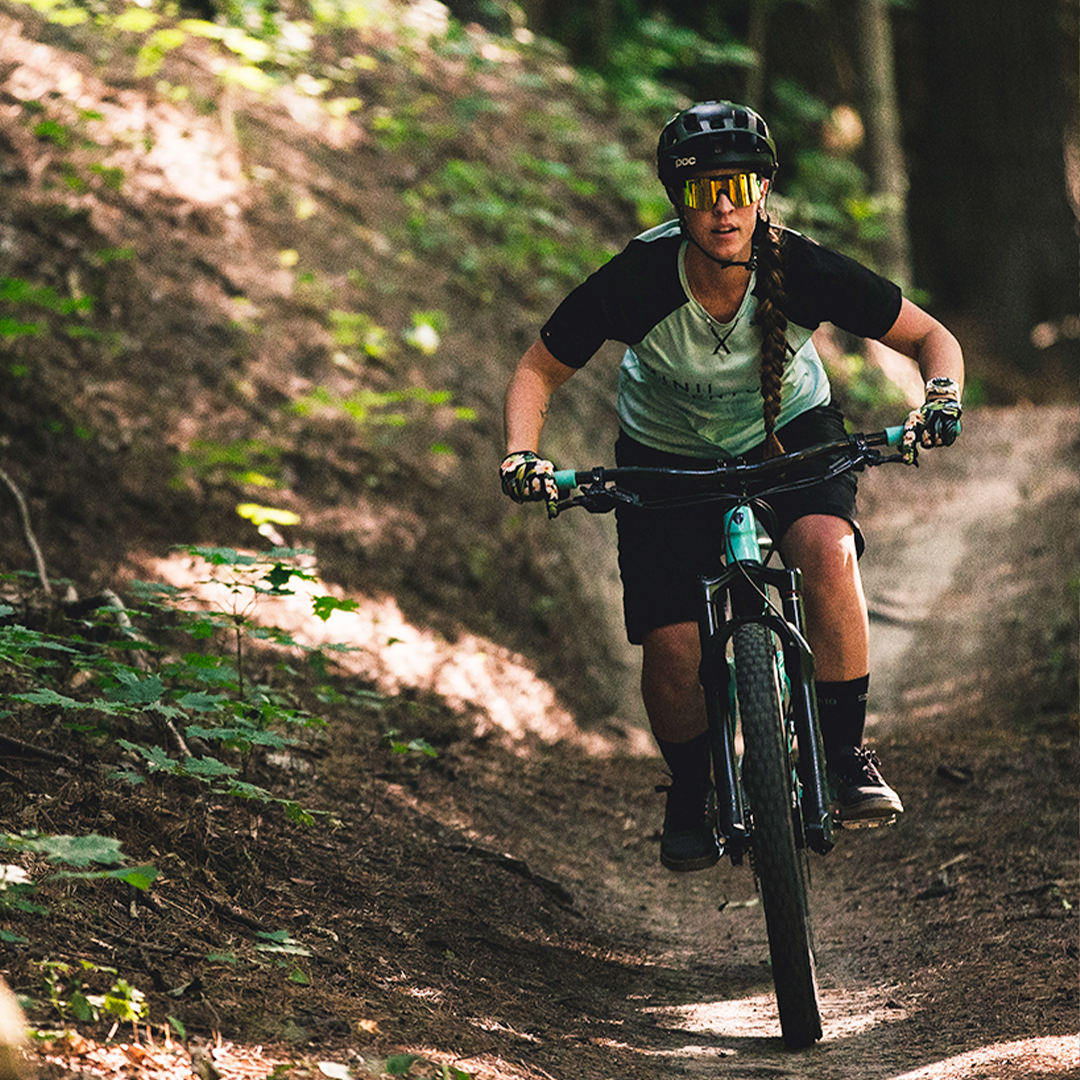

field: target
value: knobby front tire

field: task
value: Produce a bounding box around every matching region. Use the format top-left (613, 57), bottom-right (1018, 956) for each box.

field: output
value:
top-left (733, 622), bottom-right (823, 1049)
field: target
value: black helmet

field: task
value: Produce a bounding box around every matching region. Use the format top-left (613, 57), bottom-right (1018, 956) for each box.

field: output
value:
top-left (657, 101), bottom-right (778, 187)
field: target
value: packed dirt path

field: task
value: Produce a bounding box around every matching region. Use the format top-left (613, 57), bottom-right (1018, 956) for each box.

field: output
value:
top-left (538, 404), bottom-right (1079, 1079)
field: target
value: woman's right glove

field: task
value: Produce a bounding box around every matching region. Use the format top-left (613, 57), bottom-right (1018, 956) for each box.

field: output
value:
top-left (500, 451), bottom-right (560, 519)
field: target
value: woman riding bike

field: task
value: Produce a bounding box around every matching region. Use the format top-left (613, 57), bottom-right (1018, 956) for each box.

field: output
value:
top-left (500, 100), bottom-right (964, 872)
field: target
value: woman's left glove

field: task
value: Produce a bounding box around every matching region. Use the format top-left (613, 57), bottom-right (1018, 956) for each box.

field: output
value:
top-left (500, 451), bottom-right (560, 519)
top-left (903, 377), bottom-right (962, 457)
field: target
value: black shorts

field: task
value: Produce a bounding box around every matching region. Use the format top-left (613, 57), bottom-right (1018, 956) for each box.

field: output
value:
top-left (615, 402), bottom-right (864, 645)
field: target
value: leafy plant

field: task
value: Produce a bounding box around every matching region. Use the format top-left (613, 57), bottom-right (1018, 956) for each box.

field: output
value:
top-left (289, 384), bottom-right (472, 441)
top-left (328, 310), bottom-right (391, 358)
top-left (0, 547), bottom-right (367, 826)
top-left (0, 277), bottom-right (93, 319)
top-left (603, 14), bottom-right (754, 115)
top-left (0, 832), bottom-right (157, 945)
top-left (312, 1055), bottom-right (473, 1080)
top-left (402, 157), bottom-right (616, 303)
top-left (173, 439), bottom-right (284, 489)
top-left (35, 959), bottom-right (147, 1028)
top-left (384, 730), bottom-right (438, 759)
top-left (402, 310), bottom-right (447, 355)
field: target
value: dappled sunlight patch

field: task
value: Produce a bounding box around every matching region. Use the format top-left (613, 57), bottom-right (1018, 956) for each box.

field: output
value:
top-left (889, 1035), bottom-right (1079, 1079)
top-left (0, 17), bottom-right (243, 208)
top-left (642, 992), bottom-right (780, 1043)
top-left (144, 552), bottom-right (652, 756)
top-left (816, 987), bottom-right (910, 1039)
top-left (467, 1017), bottom-right (541, 1043)
top-left (36, 1029), bottom-right (289, 1080)
top-left (641, 986), bottom-right (907, 1044)
top-left (590, 1036), bottom-right (736, 1059)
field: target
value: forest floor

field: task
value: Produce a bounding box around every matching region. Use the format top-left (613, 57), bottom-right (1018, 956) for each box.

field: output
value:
top-left (4, 404), bottom-right (1077, 1080)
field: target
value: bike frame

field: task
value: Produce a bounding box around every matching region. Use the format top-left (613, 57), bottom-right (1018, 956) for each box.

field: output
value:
top-left (698, 502), bottom-right (834, 864)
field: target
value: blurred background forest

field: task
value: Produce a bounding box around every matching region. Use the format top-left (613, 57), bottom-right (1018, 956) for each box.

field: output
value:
top-left (467, 0), bottom-right (1080, 393)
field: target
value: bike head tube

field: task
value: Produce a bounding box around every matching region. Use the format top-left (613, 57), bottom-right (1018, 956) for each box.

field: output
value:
top-left (725, 505), bottom-right (762, 564)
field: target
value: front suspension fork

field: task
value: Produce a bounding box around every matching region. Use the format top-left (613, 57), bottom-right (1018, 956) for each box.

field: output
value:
top-left (698, 561), bottom-right (834, 858)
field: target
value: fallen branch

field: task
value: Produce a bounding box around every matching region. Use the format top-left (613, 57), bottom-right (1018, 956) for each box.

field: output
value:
top-left (0, 465), bottom-right (51, 595)
top-left (448, 842), bottom-right (576, 909)
top-left (0, 732), bottom-right (79, 766)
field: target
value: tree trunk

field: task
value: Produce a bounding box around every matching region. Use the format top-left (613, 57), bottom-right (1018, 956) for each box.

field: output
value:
top-left (909, 0), bottom-right (1079, 371)
top-left (745, 0), bottom-right (772, 111)
top-left (853, 0), bottom-right (911, 285)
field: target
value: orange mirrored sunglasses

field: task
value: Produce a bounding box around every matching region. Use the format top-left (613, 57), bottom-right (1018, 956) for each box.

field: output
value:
top-left (682, 173), bottom-right (764, 210)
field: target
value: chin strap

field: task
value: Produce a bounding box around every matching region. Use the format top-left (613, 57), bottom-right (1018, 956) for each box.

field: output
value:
top-left (694, 237), bottom-right (756, 270)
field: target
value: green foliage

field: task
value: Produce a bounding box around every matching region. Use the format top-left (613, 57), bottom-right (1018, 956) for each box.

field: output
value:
top-left (312, 595), bottom-right (361, 622)
top-left (328, 310), bottom-right (391, 357)
top-left (0, 277), bottom-right (92, 319)
top-left (0, 831), bottom-right (157, 939)
top-left (403, 157), bottom-right (616, 303)
top-left (823, 351), bottom-right (909, 430)
top-left (585, 141), bottom-right (671, 230)
top-left (33, 119), bottom-right (72, 148)
top-left (310, 1054), bottom-right (473, 1080)
top-left (403, 310), bottom-right (447, 355)
top-left (0, 548), bottom-right (365, 827)
top-left (254, 928), bottom-right (311, 956)
top-left (174, 439), bottom-right (284, 489)
top-left (385, 730), bottom-right (438, 759)
top-left (289, 384), bottom-right (468, 446)
top-left (603, 15), bottom-right (754, 114)
top-left (384, 1055), bottom-right (472, 1080)
top-left (34, 960), bottom-right (148, 1028)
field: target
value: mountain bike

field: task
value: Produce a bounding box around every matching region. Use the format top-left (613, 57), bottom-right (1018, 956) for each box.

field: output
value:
top-left (553, 426), bottom-right (912, 1048)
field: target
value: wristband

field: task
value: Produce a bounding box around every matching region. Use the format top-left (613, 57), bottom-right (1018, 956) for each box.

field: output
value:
top-left (924, 377), bottom-right (961, 402)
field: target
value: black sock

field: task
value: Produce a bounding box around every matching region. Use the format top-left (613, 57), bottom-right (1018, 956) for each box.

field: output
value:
top-left (656, 731), bottom-right (711, 794)
top-left (815, 675), bottom-right (870, 761)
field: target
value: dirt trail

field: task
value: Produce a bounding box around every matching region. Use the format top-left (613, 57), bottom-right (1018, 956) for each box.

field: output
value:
top-left (0, 6), bottom-right (1074, 1074)
top-left (862, 405), bottom-right (1078, 718)
top-left (557, 404), bottom-right (1079, 1079)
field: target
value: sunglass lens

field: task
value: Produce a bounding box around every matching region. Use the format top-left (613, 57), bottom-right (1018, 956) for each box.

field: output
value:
top-left (683, 174), bottom-right (762, 209)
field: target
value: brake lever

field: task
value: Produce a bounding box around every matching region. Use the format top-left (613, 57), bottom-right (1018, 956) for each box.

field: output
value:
top-left (569, 484), bottom-right (640, 514)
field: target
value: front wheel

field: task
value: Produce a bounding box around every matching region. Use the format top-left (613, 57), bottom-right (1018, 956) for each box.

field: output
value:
top-left (733, 622), bottom-right (822, 1048)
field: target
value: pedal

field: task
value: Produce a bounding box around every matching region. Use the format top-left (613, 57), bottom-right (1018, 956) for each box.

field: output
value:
top-left (832, 810), bottom-right (897, 830)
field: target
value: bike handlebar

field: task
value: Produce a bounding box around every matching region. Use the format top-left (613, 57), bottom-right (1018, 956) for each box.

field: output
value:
top-left (553, 426), bottom-right (910, 511)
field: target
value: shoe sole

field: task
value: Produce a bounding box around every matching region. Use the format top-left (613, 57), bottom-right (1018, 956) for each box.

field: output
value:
top-left (661, 850), bottom-right (721, 872)
top-left (836, 812), bottom-right (898, 830)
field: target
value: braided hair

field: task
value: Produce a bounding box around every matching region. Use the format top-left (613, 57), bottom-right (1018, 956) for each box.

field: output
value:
top-left (752, 216), bottom-right (789, 459)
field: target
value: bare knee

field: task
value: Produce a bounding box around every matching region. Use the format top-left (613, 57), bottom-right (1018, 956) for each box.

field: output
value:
top-left (780, 515), bottom-right (868, 680)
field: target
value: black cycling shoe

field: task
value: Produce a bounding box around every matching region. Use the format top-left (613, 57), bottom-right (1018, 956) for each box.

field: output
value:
top-left (830, 746), bottom-right (904, 827)
top-left (659, 783), bottom-right (721, 871)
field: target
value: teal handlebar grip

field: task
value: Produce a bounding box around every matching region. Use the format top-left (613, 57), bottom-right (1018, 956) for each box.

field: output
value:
top-left (884, 425), bottom-right (904, 446)
top-left (553, 469), bottom-right (577, 492)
